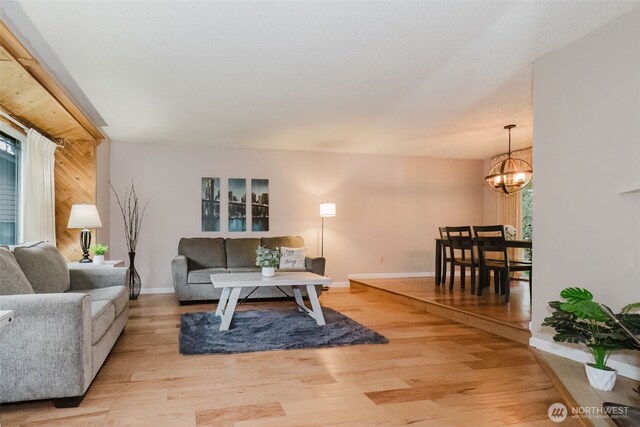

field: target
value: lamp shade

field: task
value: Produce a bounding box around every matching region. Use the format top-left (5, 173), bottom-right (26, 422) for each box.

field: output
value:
top-left (67, 204), bottom-right (102, 228)
top-left (320, 202), bottom-right (336, 217)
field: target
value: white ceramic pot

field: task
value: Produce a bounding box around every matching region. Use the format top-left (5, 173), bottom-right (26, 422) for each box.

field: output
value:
top-left (584, 363), bottom-right (617, 391)
top-left (261, 267), bottom-right (275, 277)
top-left (93, 255), bottom-right (105, 266)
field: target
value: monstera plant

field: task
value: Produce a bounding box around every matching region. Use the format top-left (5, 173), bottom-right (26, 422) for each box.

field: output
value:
top-left (542, 287), bottom-right (640, 391)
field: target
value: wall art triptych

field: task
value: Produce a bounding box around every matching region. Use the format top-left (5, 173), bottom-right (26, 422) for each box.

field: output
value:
top-left (201, 177), bottom-right (269, 232)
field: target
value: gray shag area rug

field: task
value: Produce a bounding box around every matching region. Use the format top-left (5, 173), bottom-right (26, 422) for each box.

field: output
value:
top-left (179, 307), bottom-right (388, 355)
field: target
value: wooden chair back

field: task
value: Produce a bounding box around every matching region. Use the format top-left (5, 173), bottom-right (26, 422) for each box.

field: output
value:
top-left (445, 226), bottom-right (474, 261)
top-left (473, 225), bottom-right (508, 265)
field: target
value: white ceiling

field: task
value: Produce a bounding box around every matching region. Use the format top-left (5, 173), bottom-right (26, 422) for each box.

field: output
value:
top-left (6, 1), bottom-right (640, 159)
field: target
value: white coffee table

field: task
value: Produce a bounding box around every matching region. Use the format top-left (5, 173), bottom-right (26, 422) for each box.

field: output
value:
top-left (211, 272), bottom-right (331, 331)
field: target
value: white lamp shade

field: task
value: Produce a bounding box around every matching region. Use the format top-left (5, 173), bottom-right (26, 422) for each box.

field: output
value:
top-left (320, 202), bottom-right (336, 217)
top-left (67, 204), bottom-right (102, 228)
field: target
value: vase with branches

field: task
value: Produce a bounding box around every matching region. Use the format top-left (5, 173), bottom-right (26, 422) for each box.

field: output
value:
top-left (110, 181), bottom-right (149, 300)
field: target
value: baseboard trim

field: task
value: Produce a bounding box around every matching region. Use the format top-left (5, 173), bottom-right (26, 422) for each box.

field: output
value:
top-left (139, 287), bottom-right (175, 294)
top-left (529, 337), bottom-right (640, 380)
top-left (348, 272), bottom-right (435, 279)
top-left (328, 281), bottom-right (350, 288)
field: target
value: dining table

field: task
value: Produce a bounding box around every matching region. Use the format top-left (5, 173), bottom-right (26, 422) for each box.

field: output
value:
top-left (434, 237), bottom-right (532, 285)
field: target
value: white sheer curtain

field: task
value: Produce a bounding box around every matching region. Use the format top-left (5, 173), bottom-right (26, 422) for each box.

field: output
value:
top-left (22, 129), bottom-right (57, 244)
top-left (492, 147), bottom-right (532, 263)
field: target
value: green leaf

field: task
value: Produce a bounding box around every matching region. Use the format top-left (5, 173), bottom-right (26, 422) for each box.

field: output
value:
top-left (621, 302), bottom-right (640, 314)
top-left (560, 300), bottom-right (609, 322)
top-left (560, 287), bottom-right (593, 304)
top-left (548, 301), bottom-right (563, 310)
top-left (553, 332), bottom-right (590, 345)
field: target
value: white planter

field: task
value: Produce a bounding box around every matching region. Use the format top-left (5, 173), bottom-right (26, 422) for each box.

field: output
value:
top-left (584, 363), bottom-right (617, 391)
top-left (261, 267), bottom-right (275, 277)
top-left (93, 255), bottom-right (105, 265)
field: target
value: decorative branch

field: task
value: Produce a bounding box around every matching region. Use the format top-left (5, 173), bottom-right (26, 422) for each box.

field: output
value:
top-left (110, 180), bottom-right (149, 253)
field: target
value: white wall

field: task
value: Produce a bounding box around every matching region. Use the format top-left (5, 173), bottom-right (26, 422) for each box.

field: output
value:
top-left (482, 159), bottom-right (500, 225)
top-left (108, 142), bottom-right (484, 289)
top-left (531, 9), bottom-right (640, 377)
top-left (95, 139), bottom-right (110, 248)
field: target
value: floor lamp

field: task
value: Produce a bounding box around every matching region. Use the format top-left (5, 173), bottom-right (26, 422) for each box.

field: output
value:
top-left (319, 202), bottom-right (336, 257)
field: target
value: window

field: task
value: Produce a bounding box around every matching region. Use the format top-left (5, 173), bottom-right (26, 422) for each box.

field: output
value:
top-left (0, 131), bottom-right (21, 245)
top-left (522, 181), bottom-right (533, 261)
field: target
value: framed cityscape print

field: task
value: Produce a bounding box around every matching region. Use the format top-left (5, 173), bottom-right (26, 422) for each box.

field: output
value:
top-left (251, 179), bottom-right (269, 231)
top-left (201, 177), bottom-right (220, 232)
top-left (228, 178), bottom-right (247, 232)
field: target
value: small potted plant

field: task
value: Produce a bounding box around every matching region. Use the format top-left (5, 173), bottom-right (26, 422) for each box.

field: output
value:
top-left (542, 287), bottom-right (640, 391)
top-left (256, 246), bottom-right (281, 277)
top-left (91, 243), bottom-right (108, 266)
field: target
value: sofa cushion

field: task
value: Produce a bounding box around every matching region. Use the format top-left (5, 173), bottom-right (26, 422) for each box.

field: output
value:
top-left (226, 238), bottom-right (260, 268)
top-left (73, 286), bottom-right (128, 317)
top-left (188, 268), bottom-right (229, 284)
top-left (261, 236), bottom-right (305, 250)
top-left (179, 238), bottom-right (226, 269)
top-left (279, 247), bottom-right (306, 270)
top-left (0, 247), bottom-right (35, 295)
top-left (13, 242), bottom-right (70, 293)
top-left (91, 300), bottom-right (116, 345)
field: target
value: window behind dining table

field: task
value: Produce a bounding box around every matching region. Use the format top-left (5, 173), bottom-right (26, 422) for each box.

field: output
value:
top-left (522, 181), bottom-right (533, 261)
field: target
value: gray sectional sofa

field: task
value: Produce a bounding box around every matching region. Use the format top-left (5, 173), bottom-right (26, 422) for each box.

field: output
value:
top-left (171, 235), bottom-right (325, 303)
top-left (0, 242), bottom-right (128, 407)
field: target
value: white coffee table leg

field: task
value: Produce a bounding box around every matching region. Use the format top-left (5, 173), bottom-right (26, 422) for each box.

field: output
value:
top-left (292, 286), bottom-right (305, 312)
top-left (306, 285), bottom-right (325, 326)
top-left (215, 287), bottom-right (231, 317)
top-left (219, 287), bottom-right (241, 331)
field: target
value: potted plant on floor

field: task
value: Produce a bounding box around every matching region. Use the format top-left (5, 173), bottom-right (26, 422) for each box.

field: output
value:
top-left (256, 246), bottom-right (281, 277)
top-left (542, 287), bottom-right (640, 391)
top-left (90, 243), bottom-right (108, 265)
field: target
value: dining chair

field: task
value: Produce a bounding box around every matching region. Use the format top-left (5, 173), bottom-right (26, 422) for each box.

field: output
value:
top-left (473, 225), bottom-right (532, 303)
top-left (444, 226), bottom-right (478, 293)
top-left (437, 227), bottom-right (452, 286)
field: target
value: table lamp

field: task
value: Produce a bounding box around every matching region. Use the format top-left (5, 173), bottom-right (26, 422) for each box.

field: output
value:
top-left (67, 204), bottom-right (102, 263)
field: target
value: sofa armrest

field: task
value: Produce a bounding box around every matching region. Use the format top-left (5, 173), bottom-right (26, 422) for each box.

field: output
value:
top-left (68, 267), bottom-right (128, 291)
top-left (305, 256), bottom-right (326, 276)
top-left (171, 255), bottom-right (189, 299)
top-left (0, 293), bottom-right (92, 403)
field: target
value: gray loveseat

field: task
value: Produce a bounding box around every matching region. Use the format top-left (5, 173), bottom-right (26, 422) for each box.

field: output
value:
top-left (0, 242), bottom-right (128, 407)
top-left (171, 235), bottom-right (325, 303)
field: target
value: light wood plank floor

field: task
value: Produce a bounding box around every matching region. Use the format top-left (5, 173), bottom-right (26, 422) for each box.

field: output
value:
top-left (351, 277), bottom-right (531, 330)
top-left (0, 288), bottom-right (574, 426)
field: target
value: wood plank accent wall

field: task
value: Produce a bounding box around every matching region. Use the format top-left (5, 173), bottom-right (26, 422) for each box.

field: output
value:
top-left (1, 21), bottom-right (103, 259)
top-left (55, 140), bottom-right (97, 261)
top-left (0, 21), bottom-right (103, 141)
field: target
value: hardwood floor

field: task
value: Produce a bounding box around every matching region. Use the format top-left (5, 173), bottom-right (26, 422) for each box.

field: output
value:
top-left (351, 277), bottom-right (531, 344)
top-left (0, 288), bottom-right (574, 426)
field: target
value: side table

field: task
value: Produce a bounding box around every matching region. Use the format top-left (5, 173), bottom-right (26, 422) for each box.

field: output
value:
top-left (68, 260), bottom-right (124, 268)
top-left (0, 310), bottom-right (14, 331)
